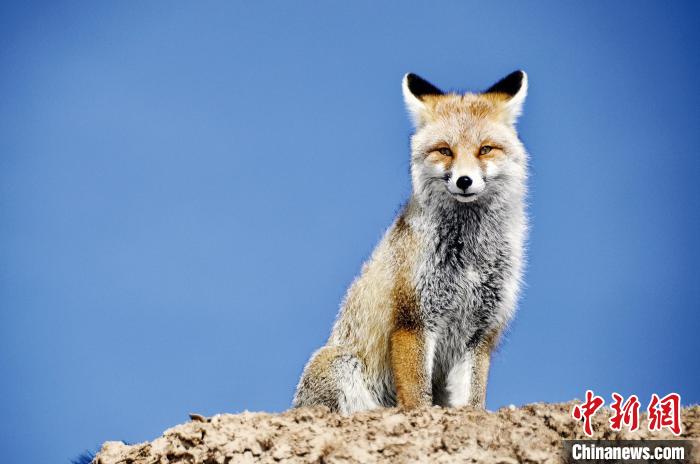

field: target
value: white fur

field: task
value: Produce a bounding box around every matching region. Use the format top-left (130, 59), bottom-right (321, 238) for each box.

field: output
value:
top-left (503, 71), bottom-right (528, 125)
top-left (446, 351), bottom-right (474, 407)
top-left (337, 363), bottom-right (380, 414)
top-left (424, 332), bottom-right (437, 382)
top-left (402, 73), bottom-right (426, 127)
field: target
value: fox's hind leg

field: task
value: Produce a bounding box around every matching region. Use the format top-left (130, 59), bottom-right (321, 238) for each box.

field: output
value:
top-left (293, 346), bottom-right (378, 414)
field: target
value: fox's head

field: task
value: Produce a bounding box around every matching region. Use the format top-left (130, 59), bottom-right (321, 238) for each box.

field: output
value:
top-left (403, 71), bottom-right (528, 206)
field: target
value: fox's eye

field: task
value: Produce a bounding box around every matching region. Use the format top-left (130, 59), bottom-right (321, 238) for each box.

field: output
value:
top-left (479, 145), bottom-right (493, 156)
top-left (437, 147), bottom-right (453, 156)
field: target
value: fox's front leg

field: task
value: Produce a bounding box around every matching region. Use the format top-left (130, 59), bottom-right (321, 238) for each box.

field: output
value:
top-left (446, 329), bottom-right (500, 408)
top-left (390, 327), bottom-right (432, 409)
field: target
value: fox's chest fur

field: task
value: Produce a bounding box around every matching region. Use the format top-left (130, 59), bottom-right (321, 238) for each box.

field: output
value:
top-left (411, 199), bottom-right (523, 404)
top-left (416, 202), bottom-right (513, 335)
top-left (323, 194), bottom-right (524, 407)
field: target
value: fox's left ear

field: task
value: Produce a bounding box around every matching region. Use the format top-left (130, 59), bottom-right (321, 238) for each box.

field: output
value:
top-left (402, 73), bottom-right (443, 127)
top-left (484, 70), bottom-right (528, 125)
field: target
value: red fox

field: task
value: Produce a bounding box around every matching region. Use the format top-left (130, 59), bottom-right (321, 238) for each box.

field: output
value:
top-left (293, 71), bottom-right (528, 413)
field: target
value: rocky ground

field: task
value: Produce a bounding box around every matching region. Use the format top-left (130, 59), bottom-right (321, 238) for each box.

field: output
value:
top-left (94, 402), bottom-right (699, 463)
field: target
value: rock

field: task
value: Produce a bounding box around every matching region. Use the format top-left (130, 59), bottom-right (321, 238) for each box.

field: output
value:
top-left (93, 402), bottom-right (700, 463)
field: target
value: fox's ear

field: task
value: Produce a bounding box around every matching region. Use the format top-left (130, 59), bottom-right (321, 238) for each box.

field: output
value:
top-left (484, 70), bottom-right (528, 124)
top-left (402, 73), bottom-right (443, 127)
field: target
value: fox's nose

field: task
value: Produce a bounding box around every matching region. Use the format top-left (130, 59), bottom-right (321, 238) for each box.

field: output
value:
top-left (456, 176), bottom-right (473, 191)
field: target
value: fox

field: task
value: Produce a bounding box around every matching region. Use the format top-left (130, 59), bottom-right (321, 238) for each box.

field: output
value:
top-left (293, 71), bottom-right (529, 414)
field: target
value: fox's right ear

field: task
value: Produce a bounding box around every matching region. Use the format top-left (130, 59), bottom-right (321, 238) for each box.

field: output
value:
top-left (484, 70), bottom-right (528, 125)
top-left (402, 73), bottom-right (443, 127)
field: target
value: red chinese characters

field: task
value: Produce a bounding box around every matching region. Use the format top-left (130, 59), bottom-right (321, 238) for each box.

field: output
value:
top-left (648, 393), bottom-right (682, 436)
top-left (609, 392), bottom-right (640, 432)
top-left (572, 390), bottom-right (605, 436)
top-left (573, 391), bottom-right (682, 436)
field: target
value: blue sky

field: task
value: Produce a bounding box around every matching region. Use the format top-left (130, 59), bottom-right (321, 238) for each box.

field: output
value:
top-left (1, 1), bottom-right (699, 462)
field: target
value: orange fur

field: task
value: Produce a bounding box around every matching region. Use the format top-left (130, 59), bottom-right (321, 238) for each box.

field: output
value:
top-left (388, 216), bottom-right (430, 409)
top-left (390, 328), bottom-right (429, 409)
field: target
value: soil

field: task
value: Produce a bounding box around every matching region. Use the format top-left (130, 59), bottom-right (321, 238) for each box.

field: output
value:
top-left (94, 402), bottom-right (699, 463)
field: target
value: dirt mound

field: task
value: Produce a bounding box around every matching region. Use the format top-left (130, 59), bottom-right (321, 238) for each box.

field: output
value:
top-left (94, 402), bottom-right (699, 463)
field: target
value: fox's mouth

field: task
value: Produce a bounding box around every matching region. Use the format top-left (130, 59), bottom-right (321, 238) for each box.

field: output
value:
top-left (449, 191), bottom-right (480, 203)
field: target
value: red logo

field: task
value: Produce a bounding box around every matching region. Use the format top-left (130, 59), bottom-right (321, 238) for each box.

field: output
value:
top-left (609, 392), bottom-right (640, 432)
top-left (572, 390), bottom-right (605, 436)
top-left (648, 393), bottom-right (681, 436)
top-left (572, 391), bottom-right (682, 436)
